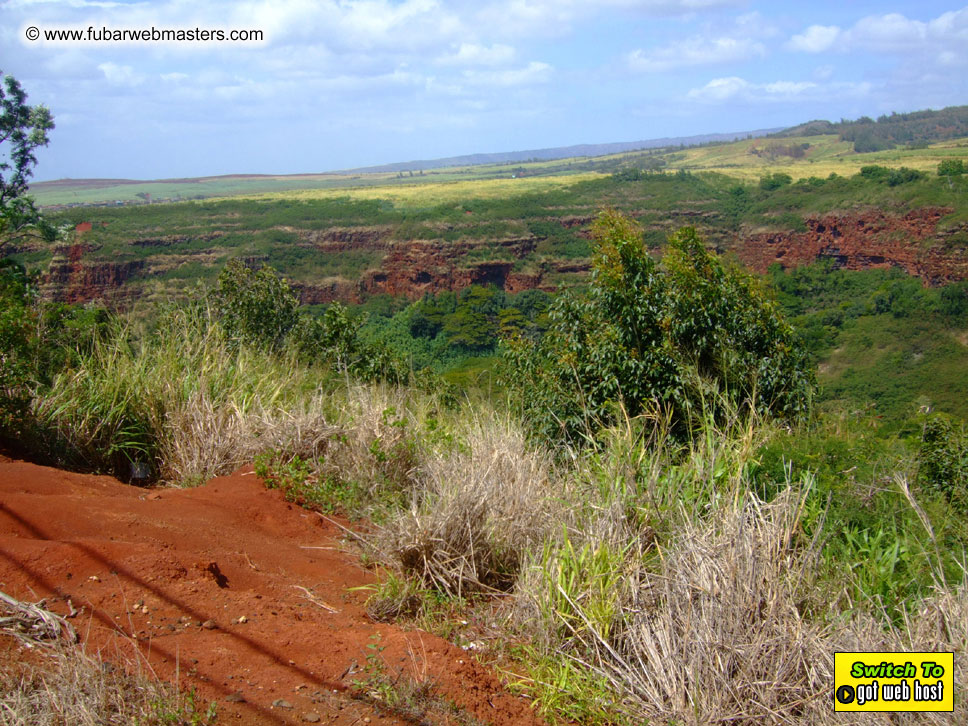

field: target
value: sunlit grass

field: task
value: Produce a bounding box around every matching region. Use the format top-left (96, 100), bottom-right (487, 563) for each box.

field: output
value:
top-left (219, 172), bottom-right (604, 208)
top-left (667, 134), bottom-right (968, 181)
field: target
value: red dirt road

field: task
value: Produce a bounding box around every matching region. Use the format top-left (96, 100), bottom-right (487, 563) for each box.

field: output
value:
top-left (0, 458), bottom-right (542, 725)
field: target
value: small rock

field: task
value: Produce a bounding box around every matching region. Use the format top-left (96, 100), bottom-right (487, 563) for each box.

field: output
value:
top-left (225, 691), bottom-right (245, 703)
top-left (201, 620), bottom-right (217, 630)
top-left (88, 575), bottom-right (100, 582)
top-left (141, 606), bottom-right (149, 615)
top-left (302, 714), bottom-right (321, 724)
top-left (237, 615), bottom-right (247, 624)
top-left (272, 699), bottom-right (293, 709)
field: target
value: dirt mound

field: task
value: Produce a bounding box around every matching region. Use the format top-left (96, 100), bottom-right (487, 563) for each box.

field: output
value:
top-left (0, 460), bottom-right (542, 725)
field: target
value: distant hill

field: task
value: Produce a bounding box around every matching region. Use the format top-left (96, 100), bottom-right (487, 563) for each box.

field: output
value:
top-left (341, 128), bottom-right (782, 173)
top-left (773, 104), bottom-right (968, 152)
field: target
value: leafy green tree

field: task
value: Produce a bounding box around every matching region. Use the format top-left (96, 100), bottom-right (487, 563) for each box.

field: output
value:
top-left (208, 259), bottom-right (299, 350)
top-left (1, 71), bottom-right (55, 250)
top-left (917, 415), bottom-right (968, 510)
top-left (292, 302), bottom-right (404, 383)
top-left (937, 159), bottom-right (965, 177)
top-left (504, 210), bottom-right (815, 445)
top-left (759, 172), bottom-right (792, 191)
top-left (0, 261), bottom-right (33, 437)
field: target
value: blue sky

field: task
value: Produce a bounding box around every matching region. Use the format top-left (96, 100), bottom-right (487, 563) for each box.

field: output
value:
top-left (3, 0), bottom-right (967, 180)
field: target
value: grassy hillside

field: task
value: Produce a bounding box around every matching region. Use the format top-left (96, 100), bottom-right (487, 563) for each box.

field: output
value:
top-left (3, 237), bottom-right (968, 724)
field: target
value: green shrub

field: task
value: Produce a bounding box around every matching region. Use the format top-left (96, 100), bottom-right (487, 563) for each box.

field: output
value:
top-left (938, 159), bottom-right (965, 177)
top-left (759, 172), bottom-right (792, 191)
top-left (917, 414), bottom-right (968, 508)
top-left (504, 210), bottom-right (815, 445)
top-left (208, 259), bottom-right (299, 351)
top-left (0, 260), bottom-right (33, 438)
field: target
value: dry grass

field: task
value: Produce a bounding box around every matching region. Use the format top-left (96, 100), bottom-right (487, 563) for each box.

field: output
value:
top-left (160, 389), bottom-right (338, 485)
top-left (0, 592), bottom-right (211, 726)
top-left (373, 408), bottom-right (559, 597)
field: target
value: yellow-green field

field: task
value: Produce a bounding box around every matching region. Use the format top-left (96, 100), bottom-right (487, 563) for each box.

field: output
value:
top-left (30, 132), bottom-right (968, 208)
top-left (216, 171), bottom-right (605, 208)
top-left (665, 134), bottom-right (968, 181)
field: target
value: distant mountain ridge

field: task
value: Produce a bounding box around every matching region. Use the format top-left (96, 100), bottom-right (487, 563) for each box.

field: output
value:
top-left (340, 128), bottom-right (783, 173)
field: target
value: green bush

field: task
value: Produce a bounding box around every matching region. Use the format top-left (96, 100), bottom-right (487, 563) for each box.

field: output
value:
top-left (759, 172), bottom-right (792, 191)
top-left (938, 159), bottom-right (965, 177)
top-left (208, 259), bottom-right (298, 351)
top-left (504, 210), bottom-right (815, 445)
top-left (917, 414), bottom-right (968, 508)
top-left (0, 260), bottom-right (33, 438)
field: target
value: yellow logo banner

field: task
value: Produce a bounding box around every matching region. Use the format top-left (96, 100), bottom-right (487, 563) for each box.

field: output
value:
top-left (834, 652), bottom-right (953, 712)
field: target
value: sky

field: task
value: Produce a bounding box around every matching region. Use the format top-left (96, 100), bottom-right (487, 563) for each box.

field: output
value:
top-left (3, 0), bottom-right (968, 181)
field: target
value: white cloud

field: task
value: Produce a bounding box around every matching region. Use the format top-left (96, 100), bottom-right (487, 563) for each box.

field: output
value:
top-left (787, 8), bottom-right (968, 62)
top-left (462, 61), bottom-right (553, 87)
top-left (686, 75), bottom-right (869, 103)
top-left (813, 64), bottom-right (834, 81)
top-left (686, 75), bottom-right (748, 101)
top-left (628, 36), bottom-right (765, 72)
top-left (474, 0), bottom-right (744, 38)
top-left (786, 24), bottom-right (840, 53)
top-left (627, 11), bottom-right (774, 72)
top-left (437, 43), bottom-right (516, 67)
top-left (98, 61), bottom-right (143, 85)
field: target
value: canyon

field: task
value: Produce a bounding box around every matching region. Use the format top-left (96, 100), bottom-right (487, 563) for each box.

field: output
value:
top-left (33, 207), bottom-right (968, 307)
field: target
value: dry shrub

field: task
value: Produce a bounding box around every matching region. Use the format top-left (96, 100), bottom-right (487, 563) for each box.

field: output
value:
top-left (612, 489), bottom-right (831, 724)
top-left (159, 390), bottom-right (338, 485)
top-left (0, 593), bottom-right (209, 726)
top-left (517, 474), bottom-right (968, 725)
top-left (375, 410), bottom-right (558, 596)
top-left (0, 643), bottom-right (186, 726)
top-left (319, 385), bottom-right (421, 500)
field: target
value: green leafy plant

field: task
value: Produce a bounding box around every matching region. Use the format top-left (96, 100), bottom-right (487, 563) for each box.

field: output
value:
top-left (504, 209), bottom-right (815, 445)
top-left (917, 414), bottom-right (968, 509)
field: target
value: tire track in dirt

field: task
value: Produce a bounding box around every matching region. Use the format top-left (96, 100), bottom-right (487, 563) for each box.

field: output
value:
top-left (0, 459), bottom-right (543, 725)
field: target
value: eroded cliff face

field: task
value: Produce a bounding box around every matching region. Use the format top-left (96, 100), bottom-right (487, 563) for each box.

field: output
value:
top-left (738, 208), bottom-right (968, 284)
top-left (294, 234), bottom-right (568, 304)
top-left (42, 243), bottom-right (144, 304)
top-left (36, 208), bottom-right (968, 308)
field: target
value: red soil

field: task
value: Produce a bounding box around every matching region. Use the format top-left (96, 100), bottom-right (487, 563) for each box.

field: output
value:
top-left (0, 458), bottom-right (543, 726)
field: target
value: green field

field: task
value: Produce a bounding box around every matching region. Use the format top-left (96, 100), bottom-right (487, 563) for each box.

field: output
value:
top-left (29, 131), bottom-right (968, 209)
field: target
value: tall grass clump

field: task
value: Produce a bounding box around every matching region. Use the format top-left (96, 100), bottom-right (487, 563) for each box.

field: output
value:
top-left (505, 411), bottom-right (967, 724)
top-left (372, 407), bottom-right (559, 596)
top-left (30, 304), bottom-right (335, 484)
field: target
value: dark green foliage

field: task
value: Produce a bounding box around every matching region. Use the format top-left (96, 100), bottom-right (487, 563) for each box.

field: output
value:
top-left (504, 210), bottom-right (815, 445)
top-left (293, 303), bottom-right (404, 383)
top-left (886, 167), bottom-right (927, 187)
top-left (1, 71), bottom-right (55, 249)
top-left (939, 282), bottom-right (968, 319)
top-left (0, 260), bottom-right (32, 436)
top-left (0, 260), bottom-right (111, 443)
top-left (759, 172), bottom-right (793, 191)
top-left (722, 184), bottom-right (752, 227)
top-left (917, 414), bottom-right (968, 508)
top-left (937, 159), bottom-right (965, 177)
top-left (207, 259), bottom-right (406, 383)
top-left (813, 105), bottom-right (968, 152)
top-left (769, 262), bottom-right (968, 423)
top-left (208, 259), bottom-right (299, 350)
top-left (859, 165), bottom-right (891, 181)
top-left (851, 132), bottom-right (895, 153)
